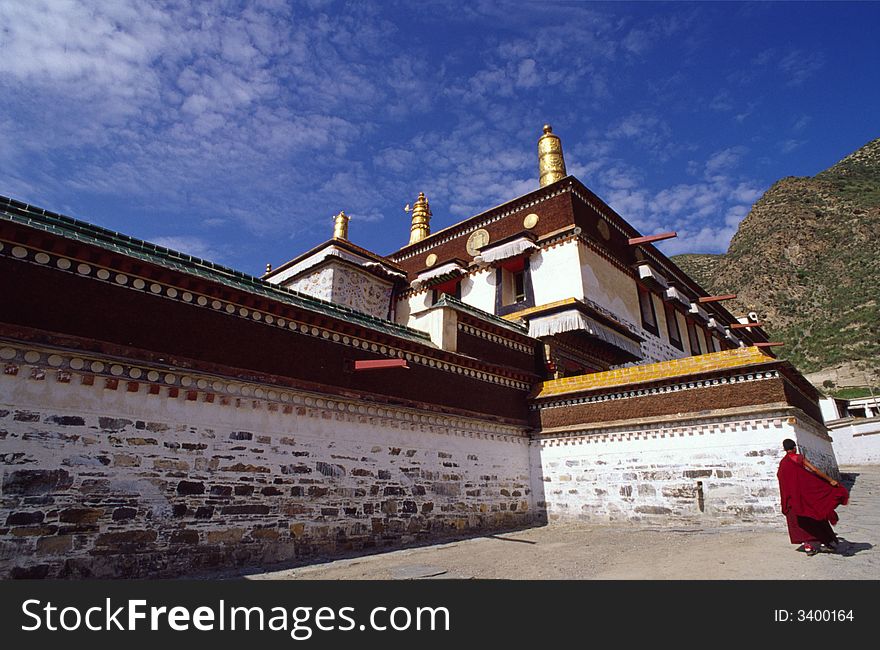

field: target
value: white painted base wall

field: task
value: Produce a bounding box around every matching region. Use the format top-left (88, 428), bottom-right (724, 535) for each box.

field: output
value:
top-left (829, 418), bottom-right (880, 465)
top-left (532, 409), bottom-right (838, 526)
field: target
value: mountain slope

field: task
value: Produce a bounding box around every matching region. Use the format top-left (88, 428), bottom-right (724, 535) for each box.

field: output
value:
top-left (673, 138), bottom-right (880, 389)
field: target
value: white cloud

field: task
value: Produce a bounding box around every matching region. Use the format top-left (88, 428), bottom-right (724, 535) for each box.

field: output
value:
top-left (793, 114), bottom-right (812, 131)
top-left (779, 50), bottom-right (825, 86)
top-left (595, 146), bottom-right (766, 255)
top-left (705, 146), bottom-right (747, 176)
top-left (780, 139), bottom-right (806, 154)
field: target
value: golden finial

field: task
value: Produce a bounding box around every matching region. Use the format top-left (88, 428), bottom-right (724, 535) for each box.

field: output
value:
top-left (408, 192), bottom-right (431, 245)
top-left (332, 210), bottom-right (350, 240)
top-left (538, 124), bottom-right (567, 187)
top-left (265, 262), bottom-right (272, 274)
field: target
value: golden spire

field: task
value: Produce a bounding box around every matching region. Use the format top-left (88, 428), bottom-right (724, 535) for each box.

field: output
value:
top-left (332, 210), bottom-right (350, 240)
top-left (265, 262), bottom-right (272, 274)
top-left (538, 124), bottom-right (567, 187)
top-left (408, 192), bottom-right (431, 245)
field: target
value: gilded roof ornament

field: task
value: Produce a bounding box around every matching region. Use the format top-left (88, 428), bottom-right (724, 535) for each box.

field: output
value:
top-left (538, 124), bottom-right (567, 188)
top-left (408, 192), bottom-right (431, 245)
top-left (332, 210), bottom-right (350, 240)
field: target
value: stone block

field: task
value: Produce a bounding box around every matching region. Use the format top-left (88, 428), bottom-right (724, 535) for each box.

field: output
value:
top-left (221, 505), bottom-right (270, 515)
top-left (637, 484), bottom-right (657, 497)
top-left (59, 508), bottom-right (103, 524)
top-left (281, 464), bottom-right (312, 474)
top-left (2, 469), bottom-right (73, 495)
top-left (95, 530), bottom-right (157, 548)
top-left (11, 525), bottom-right (58, 536)
top-left (170, 529), bottom-right (200, 545)
top-left (431, 482), bottom-right (460, 496)
top-left (206, 528), bottom-right (245, 544)
top-left (635, 505), bottom-right (673, 515)
top-left (46, 416), bottom-right (85, 426)
top-left (194, 506), bottom-right (214, 519)
top-left (6, 511), bottom-right (45, 525)
top-left (99, 417), bottom-right (132, 431)
top-left (251, 528), bottom-right (280, 541)
top-left (316, 462), bottom-right (345, 477)
top-left (177, 481), bottom-right (205, 495)
top-left (113, 454), bottom-right (141, 467)
top-left (112, 507), bottom-right (137, 521)
top-left (154, 459), bottom-right (190, 471)
top-left (219, 463), bottom-right (270, 473)
top-left (36, 535), bottom-right (73, 555)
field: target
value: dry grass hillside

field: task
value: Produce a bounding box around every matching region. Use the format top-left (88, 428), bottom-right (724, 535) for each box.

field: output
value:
top-left (673, 138), bottom-right (880, 391)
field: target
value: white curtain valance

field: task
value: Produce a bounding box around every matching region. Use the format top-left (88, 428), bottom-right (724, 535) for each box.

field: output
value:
top-left (476, 237), bottom-right (536, 264)
top-left (363, 261), bottom-right (407, 280)
top-left (528, 310), bottom-right (642, 358)
top-left (416, 262), bottom-right (466, 283)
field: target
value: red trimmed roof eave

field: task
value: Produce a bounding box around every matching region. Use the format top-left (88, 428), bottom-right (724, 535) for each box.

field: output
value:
top-left (3, 228), bottom-right (537, 384)
top-left (1, 323), bottom-right (533, 428)
top-left (386, 175), bottom-right (575, 260)
top-left (265, 237), bottom-right (407, 280)
top-left (384, 176), bottom-right (755, 343)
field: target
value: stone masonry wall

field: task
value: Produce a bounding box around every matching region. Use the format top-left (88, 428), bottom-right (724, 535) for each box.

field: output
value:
top-left (0, 346), bottom-right (535, 579)
top-left (532, 409), bottom-right (837, 526)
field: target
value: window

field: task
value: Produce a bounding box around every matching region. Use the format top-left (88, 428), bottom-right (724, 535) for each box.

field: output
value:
top-left (701, 325), bottom-right (715, 352)
top-left (664, 303), bottom-right (683, 350)
top-left (638, 286), bottom-right (658, 334)
top-left (431, 278), bottom-right (461, 303)
top-left (512, 270), bottom-right (526, 303)
top-left (495, 256), bottom-right (534, 315)
top-left (686, 317), bottom-right (702, 355)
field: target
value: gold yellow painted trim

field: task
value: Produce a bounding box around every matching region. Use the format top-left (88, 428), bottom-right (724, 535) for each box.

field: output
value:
top-left (532, 347), bottom-right (773, 399)
top-left (502, 297), bottom-right (581, 322)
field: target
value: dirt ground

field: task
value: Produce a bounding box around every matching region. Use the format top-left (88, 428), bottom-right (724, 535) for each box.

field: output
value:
top-left (247, 465), bottom-right (879, 581)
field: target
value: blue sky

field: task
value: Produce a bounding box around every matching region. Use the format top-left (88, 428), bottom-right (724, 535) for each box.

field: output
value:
top-left (1, 1), bottom-right (878, 275)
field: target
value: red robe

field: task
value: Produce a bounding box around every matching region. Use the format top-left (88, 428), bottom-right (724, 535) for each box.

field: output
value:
top-left (777, 452), bottom-right (849, 544)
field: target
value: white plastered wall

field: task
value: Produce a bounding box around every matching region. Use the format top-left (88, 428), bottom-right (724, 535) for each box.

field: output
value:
top-left (531, 410), bottom-right (838, 526)
top-left (578, 243), bottom-right (640, 325)
top-left (529, 241), bottom-right (584, 306)
top-left (460, 269), bottom-right (496, 314)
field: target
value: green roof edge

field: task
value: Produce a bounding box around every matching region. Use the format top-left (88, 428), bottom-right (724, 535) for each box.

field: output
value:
top-left (0, 195), bottom-right (431, 345)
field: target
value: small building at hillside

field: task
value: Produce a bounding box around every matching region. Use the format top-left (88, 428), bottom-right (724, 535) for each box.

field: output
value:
top-left (820, 395), bottom-right (880, 465)
top-left (0, 126), bottom-right (835, 578)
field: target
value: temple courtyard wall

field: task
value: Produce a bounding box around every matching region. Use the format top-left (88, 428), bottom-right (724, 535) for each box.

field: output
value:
top-left (532, 407), bottom-right (836, 525)
top-left (827, 417), bottom-right (880, 465)
top-left (0, 345), bottom-right (842, 578)
top-left (0, 345), bottom-right (535, 579)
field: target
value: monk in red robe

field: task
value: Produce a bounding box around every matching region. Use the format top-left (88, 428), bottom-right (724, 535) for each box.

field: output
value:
top-left (777, 438), bottom-right (849, 556)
